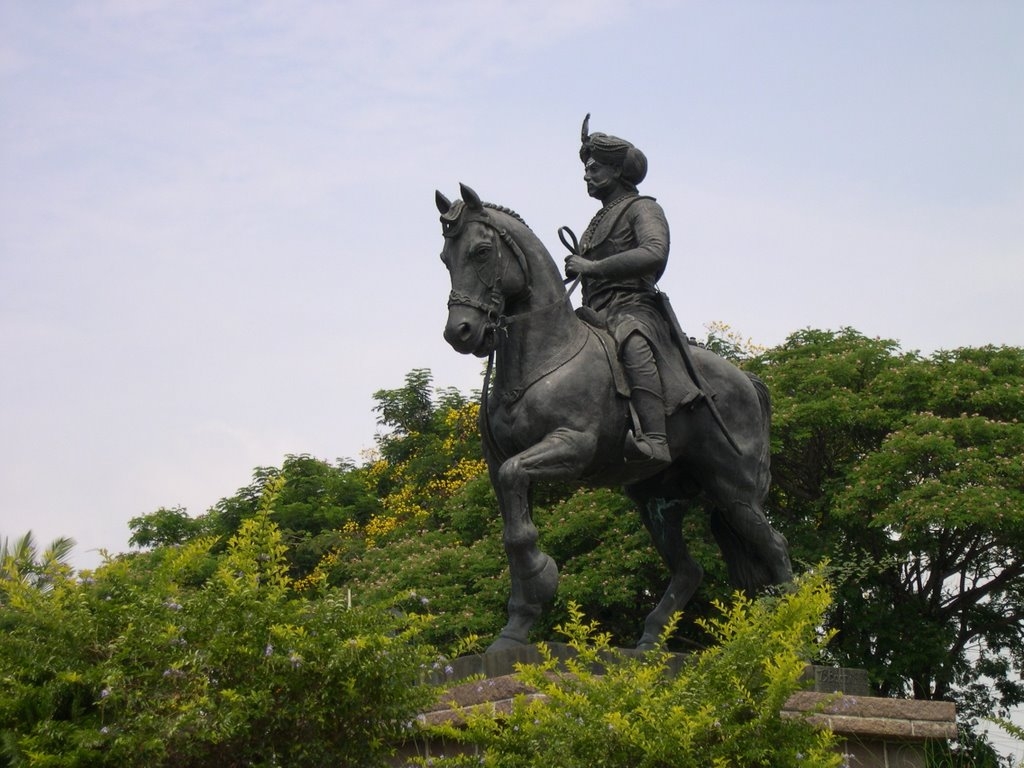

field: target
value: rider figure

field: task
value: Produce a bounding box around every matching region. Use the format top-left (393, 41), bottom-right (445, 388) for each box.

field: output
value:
top-left (565, 115), bottom-right (693, 470)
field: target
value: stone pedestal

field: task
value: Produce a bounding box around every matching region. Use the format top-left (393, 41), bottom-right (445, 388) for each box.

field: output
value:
top-left (392, 644), bottom-right (956, 767)
top-left (783, 690), bottom-right (957, 767)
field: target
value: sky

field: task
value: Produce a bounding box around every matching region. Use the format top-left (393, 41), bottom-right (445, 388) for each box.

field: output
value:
top-left (2, 1), bottom-right (1022, 563)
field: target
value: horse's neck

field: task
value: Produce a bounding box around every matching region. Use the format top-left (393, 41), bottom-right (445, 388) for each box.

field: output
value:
top-left (494, 253), bottom-right (584, 395)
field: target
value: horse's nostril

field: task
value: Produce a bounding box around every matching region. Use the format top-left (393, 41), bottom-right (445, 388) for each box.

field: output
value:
top-left (444, 321), bottom-right (472, 345)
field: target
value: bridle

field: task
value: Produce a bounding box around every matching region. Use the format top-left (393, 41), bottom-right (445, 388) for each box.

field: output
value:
top-left (442, 203), bottom-right (577, 464)
top-left (443, 205), bottom-right (534, 335)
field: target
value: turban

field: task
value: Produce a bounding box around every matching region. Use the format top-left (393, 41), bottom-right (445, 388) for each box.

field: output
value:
top-left (579, 115), bottom-right (648, 187)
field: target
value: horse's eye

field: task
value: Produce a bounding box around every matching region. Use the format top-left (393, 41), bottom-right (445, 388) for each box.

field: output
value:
top-left (470, 242), bottom-right (492, 260)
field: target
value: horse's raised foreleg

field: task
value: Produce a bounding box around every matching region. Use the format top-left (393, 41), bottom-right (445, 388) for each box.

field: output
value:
top-left (627, 484), bottom-right (703, 650)
top-left (487, 427), bottom-right (597, 653)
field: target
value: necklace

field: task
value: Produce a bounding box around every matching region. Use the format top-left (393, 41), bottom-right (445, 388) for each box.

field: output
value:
top-left (580, 193), bottom-right (637, 252)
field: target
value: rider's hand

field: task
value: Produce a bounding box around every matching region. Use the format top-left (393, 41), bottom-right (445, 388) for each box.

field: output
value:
top-left (564, 254), bottom-right (590, 278)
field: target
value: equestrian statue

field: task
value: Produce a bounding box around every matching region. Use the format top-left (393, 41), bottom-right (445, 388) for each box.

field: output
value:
top-left (436, 115), bottom-right (792, 652)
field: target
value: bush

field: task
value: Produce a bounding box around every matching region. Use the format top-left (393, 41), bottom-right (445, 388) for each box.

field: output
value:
top-left (0, 480), bottom-right (437, 768)
top-left (419, 570), bottom-right (841, 768)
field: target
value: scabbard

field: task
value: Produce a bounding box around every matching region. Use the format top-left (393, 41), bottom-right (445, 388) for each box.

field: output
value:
top-left (657, 292), bottom-right (743, 455)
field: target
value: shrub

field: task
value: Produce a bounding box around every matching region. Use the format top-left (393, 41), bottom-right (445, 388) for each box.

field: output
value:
top-left (419, 570), bottom-right (841, 768)
top-left (0, 480), bottom-right (436, 768)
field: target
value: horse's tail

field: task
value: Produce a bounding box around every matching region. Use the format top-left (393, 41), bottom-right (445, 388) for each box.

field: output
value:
top-left (740, 371), bottom-right (772, 492)
top-left (746, 371), bottom-right (771, 428)
top-left (709, 370), bottom-right (785, 594)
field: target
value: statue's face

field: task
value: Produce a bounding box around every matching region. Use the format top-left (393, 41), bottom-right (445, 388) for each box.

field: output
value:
top-left (584, 158), bottom-right (620, 199)
top-left (585, 159), bottom-right (622, 202)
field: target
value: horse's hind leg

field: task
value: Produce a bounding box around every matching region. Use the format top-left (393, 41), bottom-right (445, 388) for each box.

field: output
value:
top-left (627, 484), bottom-right (703, 650)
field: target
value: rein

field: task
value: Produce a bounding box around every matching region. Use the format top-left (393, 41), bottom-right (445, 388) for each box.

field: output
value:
top-left (447, 215), bottom-right (581, 336)
top-left (447, 213), bottom-right (581, 464)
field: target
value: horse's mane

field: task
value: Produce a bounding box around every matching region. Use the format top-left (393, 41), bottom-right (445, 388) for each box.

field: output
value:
top-left (483, 202), bottom-right (528, 229)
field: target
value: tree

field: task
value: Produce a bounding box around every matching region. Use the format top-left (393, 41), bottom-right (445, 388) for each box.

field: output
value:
top-left (747, 330), bottom-right (1024, 726)
top-left (0, 480), bottom-right (436, 768)
top-left (0, 531), bottom-right (75, 594)
top-left (141, 454), bottom-right (385, 579)
top-left (128, 506), bottom-right (209, 549)
top-left (108, 334), bottom-right (1022, 758)
top-left (368, 368), bottom-right (485, 522)
top-left (200, 454), bottom-right (381, 541)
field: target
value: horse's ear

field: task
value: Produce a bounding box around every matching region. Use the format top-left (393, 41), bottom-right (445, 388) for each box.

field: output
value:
top-left (460, 183), bottom-right (482, 211)
top-left (435, 190), bottom-right (452, 214)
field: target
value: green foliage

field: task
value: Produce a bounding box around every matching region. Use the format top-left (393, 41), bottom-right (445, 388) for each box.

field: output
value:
top-left (0, 548), bottom-right (101, 764)
top-left (419, 571), bottom-right (840, 767)
top-left (373, 369), bottom-right (443, 456)
top-left (988, 716), bottom-right (1024, 765)
top-left (926, 722), bottom-right (1004, 768)
top-left (1, 531), bottom-right (76, 594)
top-left (367, 368), bottom-right (484, 527)
top-left (333, 483), bottom-right (728, 655)
top-left (0, 481), bottom-right (436, 767)
top-left (128, 506), bottom-right (210, 549)
top-left (182, 454), bottom-right (384, 579)
top-left (748, 330), bottom-right (1024, 755)
top-left (372, 368), bottom-right (474, 474)
top-left (699, 320), bottom-right (766, 363)
top-left (12, 335), bottom-right (1019, 763)
top-left (332, 465), bottom-right (510, 651)
top-left (991, 716), bottom-right (1024, 743)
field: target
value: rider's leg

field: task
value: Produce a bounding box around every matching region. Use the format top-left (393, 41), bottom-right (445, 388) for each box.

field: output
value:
top-left (621, 333), bottom-right (671, 466)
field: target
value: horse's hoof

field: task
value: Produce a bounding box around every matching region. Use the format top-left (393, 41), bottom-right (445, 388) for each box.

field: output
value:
top-left (486, 634), bottom-right (529, 654)
top-left (635, 639), bottom-right (659, 652)
top-left (522, 554), bottom-right (559, 605)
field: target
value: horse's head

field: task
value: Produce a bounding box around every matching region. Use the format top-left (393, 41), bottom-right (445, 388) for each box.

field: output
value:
top-left (436, 184), bottom-right (531, 357)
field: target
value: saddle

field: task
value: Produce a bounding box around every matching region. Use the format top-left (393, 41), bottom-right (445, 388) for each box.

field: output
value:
top-left (574, 298), bottom-right (705, 415)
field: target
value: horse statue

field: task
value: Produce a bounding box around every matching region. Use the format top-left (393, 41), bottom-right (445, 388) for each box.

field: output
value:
top-left (436, 183), bottom-right (792, 652)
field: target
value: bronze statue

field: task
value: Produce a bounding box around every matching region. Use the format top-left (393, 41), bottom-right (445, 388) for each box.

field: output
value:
top-left (436, 119), bottom-right (792, 652)
top-left (565, 115), bottom-right (701, 471)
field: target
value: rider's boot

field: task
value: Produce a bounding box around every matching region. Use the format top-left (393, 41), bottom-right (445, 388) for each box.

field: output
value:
top-left (621, 334), bottom-right (671, 468)
top-left (624, 386), bottom-right (671, 467)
